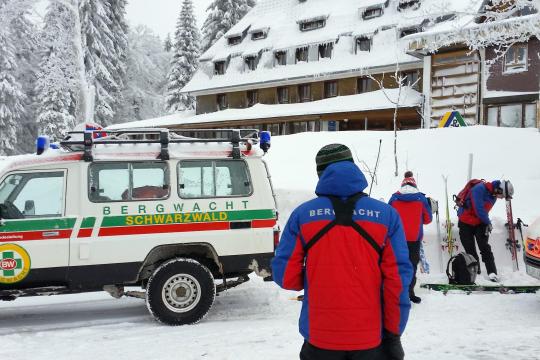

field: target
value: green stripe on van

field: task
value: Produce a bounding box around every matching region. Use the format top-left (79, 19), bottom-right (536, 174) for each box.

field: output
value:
top-left (81, 217), bottom-right (96, 228)
top-left (0, 218), bottom-right (77, 232)
top-left (101, 209), bottom-right (275, 227)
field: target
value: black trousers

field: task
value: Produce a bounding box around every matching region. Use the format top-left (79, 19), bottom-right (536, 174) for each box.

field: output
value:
top-left (300, 341), bottom-right (384, 360)
top-left (458, 221), bottom-right (497, 275)
top-left (407, 241), bottom-right (420, 297)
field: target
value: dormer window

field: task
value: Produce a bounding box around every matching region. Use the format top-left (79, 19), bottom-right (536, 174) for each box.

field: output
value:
top-left (362, 6), bottom-right (383, 20)
top-left (398, 0), bottom-right (420, 11)
top-left (251, 31), bottom-right (267, 40)
top-left (227, 36), bottom-right (242, 46)
top-left (319, 43), bottom-right (333, 59)
top-left (245, 56), bottom-right (258, 71)
top-left (399, 27), bottom-right (420, 38)
top-left (356, 37), bottom-right (371, 52)
top-left (296, 47), bottom-right (308, 63)
top-left (299, 19), bottom-right (326, 31)
top-left (275, 51), bottom-right (287, 65)
top-left (214, 61), bottom-right (226, 75)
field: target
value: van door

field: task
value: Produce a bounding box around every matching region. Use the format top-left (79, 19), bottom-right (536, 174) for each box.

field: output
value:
top-left (0, 170), bottom-right (71, 288)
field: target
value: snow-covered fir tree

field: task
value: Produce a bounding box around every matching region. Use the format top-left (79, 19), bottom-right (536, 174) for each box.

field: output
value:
top-left (164, 33), bottom-right (172, 52)
top-left (9, 7), bottom-right (40, 152)
top-left (201, 0), bottom-right (254, 52)
top-left (0, 33), bottom-right (25, 155)
top-left (108, 0), bottom-right (129, 124)
top-left (79, 0), bottom-right (118, 126)
top-left (117, 25), bottom-right (170, 121)
top-left (166, 0), bottom-right (201, 112)
top-left (36, 2), bottom-right (80, 141)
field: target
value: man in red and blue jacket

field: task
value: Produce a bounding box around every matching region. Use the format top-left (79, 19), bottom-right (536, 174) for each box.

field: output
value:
top-left (457, 180), bottom-right (514, 282)
top-left (272, 144), bottom-right (412, 360)
top-left (388, 172), bottom-right (432, 304)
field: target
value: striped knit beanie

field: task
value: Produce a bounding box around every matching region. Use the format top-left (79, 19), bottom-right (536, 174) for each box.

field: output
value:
top-left (315, 144), bottom-right (354, 176)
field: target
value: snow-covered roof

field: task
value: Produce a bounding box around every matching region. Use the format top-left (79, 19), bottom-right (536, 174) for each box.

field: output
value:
top-left (403, 4), bottom-right (540, 53)
top-left (110, 87), bottom-right (422, 129)
top-left (183, 0), bottom-right (485, 95)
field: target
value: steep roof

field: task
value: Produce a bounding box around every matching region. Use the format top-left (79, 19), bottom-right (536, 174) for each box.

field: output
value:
top-left (183, 0), bottom-right (485, 95)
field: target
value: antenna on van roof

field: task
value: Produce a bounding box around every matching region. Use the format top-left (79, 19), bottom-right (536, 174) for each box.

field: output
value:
top-left (60, 128), bottom-right (260, 161)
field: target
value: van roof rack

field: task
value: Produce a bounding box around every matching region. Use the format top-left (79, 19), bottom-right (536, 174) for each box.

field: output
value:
top-left (60, 128), bottom-right (260, 162)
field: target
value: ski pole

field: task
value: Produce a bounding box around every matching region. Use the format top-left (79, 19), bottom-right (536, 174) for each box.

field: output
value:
top-left (368, 139), bottom-right (382, 196)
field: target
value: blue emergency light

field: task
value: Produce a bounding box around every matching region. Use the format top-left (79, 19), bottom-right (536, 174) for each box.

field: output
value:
top-left (36, 136), bottom-right (50, 155)
top-left (260, 131), bottom-right (271, 153)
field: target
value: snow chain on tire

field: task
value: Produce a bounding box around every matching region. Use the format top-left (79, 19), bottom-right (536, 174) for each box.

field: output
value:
top-left (146, 258), bottom-right (216, 325)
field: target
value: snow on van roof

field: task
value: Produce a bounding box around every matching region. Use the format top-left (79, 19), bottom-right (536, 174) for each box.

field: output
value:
top-left (111, 87), bottom-right (422, 129)
top-left (184, 0), bottom-right (485, 95)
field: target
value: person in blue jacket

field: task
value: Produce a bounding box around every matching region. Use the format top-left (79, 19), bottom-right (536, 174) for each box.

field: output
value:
top-left (272, 144), bottom-right (412, 360)
top-left (457, 180), bottom-right (514, 282)
top-left (389, 171), bottom-right (432, 304)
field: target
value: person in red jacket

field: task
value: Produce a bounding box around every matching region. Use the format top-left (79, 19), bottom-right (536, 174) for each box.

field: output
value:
top-left (272, 144), bottom-right (412, 360)
top-left (389, 171), bottom-right (432, 304)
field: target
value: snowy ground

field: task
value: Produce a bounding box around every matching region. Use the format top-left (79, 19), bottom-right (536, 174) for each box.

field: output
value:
top-left (1, 276), bottom-right (540, 360)
top-left (2, 127), bottom-right (540, 359)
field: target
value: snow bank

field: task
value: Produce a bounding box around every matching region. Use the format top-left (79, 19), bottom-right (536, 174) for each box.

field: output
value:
top-left (265, 126), bottom-right (540, 281)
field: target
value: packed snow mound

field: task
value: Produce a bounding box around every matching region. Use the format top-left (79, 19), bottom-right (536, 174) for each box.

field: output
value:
top-left (265, 126), bottom-right (540, 280)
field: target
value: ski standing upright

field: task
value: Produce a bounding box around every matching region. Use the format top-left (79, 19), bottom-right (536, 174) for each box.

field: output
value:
top-left (505, 198), bottom-right (520, 271)
top-left (442, 175), bottom-right (457, 257)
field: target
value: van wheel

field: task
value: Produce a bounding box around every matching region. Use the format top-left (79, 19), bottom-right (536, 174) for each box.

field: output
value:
top-left (146, 258), bottom-right (216, 325)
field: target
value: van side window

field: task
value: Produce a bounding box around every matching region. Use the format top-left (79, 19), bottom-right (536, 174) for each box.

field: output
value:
top-left (178, 160), bottom-right (252, 198)
top-left (89, 162), bottom-right (169, 202)
top-left (0, 171), bottom-right (64, 219)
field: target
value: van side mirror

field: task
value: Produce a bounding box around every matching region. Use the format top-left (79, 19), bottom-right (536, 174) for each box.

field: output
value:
top-left (24, 200), bottom-right (35, 216)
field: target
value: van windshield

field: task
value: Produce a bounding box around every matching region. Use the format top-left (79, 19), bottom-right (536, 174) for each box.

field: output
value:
top-left (0, 172), bottom-right (64, 219)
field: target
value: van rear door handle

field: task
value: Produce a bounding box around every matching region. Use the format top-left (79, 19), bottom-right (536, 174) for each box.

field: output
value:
top-left (230, 221), bottom-right (251, 230)
top-left (42, 231), bottom-right (60, 237)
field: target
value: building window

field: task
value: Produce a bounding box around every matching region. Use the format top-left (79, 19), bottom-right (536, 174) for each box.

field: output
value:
top-left (298, 84), bottom-right (311, 102)
top-left (214, 61), bottom-right (226, 75)
top-left (245, 56), bottom-right (257, 71)
top-left (247, 90), bottom-right (258, 107)
top-left (319, 43), bottom-right (333, 59)
top-left (504, 44), bottom-right (528, 73)
top-left (398, 0), bottom-right (420, 11)
top-left (362, 6), bottom-right (383, 20)
top-left (299, 19), bottom-right (326, 32)
top-left (400, 27), bottom-right (420, 38)
top-left (275, 51), bottom-right (287, 66)
top-left (251, 31), bottom-right (267, 40)
top-left (227, 36), bottom-right (242, 46)
top-left (356, 37), bottom-right (371, 52)
top-left (486, 103), bottom-right (537, 128)
top-left (357, 77), bottom-right (372, 93)
top-left (402, 71), bottom-right (419, 88)
top-left (296, 47), bottom-right (308, 63)
top-left (217, 94), bottom-right (228, 110)
top-left (324, 81), bottom-right (338, 98)
top-left (277, 87), bottom-right (289, 104)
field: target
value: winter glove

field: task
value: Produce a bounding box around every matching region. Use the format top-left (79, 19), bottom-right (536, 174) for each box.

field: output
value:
top-left (428, 197), bottom-right (438, 214)
top-left (485, 223), bottom-right (493, 236)
top-left (382, 330), bottom-right (405, 360)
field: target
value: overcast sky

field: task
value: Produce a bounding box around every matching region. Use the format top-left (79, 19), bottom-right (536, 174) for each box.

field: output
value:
top-left (126, 0), bottom-right (213, 39)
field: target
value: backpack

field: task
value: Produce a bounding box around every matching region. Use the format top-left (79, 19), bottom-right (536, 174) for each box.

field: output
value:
top-left (453, 179), bottom-right (485, 208)
top-left (446, 252), bottom-right (479, 285)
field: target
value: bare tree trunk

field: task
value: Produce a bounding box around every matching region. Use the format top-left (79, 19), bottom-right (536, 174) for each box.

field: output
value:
top-left (393, 84), bottom-right (401, 177)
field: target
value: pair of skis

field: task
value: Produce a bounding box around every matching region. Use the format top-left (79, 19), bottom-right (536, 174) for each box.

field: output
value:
top-left (505, 199), bottom-right (526, 272)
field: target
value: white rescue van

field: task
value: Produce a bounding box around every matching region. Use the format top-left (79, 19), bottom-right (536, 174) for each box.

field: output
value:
top-left (0, 128), bottom-right (278, 325)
